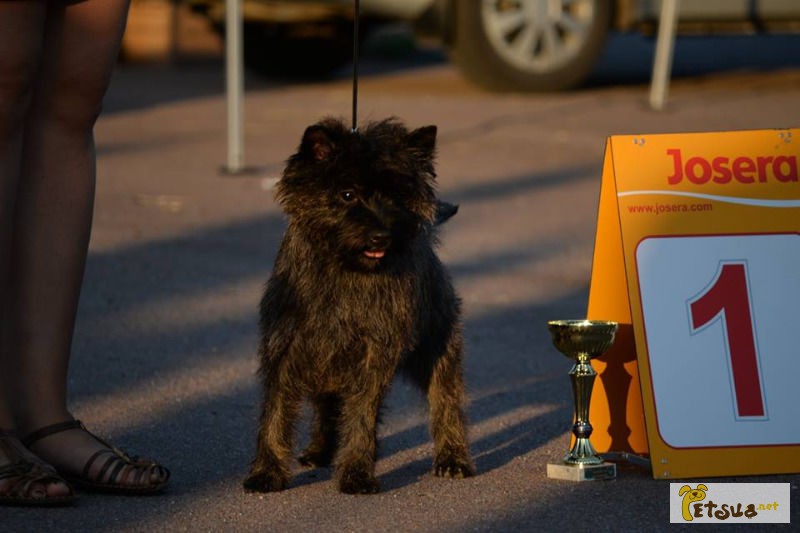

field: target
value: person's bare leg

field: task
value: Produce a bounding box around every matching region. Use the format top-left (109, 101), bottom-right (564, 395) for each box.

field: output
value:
top-left (0, 0), bottom-right (72, 502)
top-left (4, 0), bottom-right (166, 490)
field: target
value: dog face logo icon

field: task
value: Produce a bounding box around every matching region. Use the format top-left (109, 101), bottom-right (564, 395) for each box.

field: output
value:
top-left (679, 484), bottom-right (709, 521)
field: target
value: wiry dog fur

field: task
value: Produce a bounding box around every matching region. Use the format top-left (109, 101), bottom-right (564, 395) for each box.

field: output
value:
top-left (242, 117), bottom-right (474, 494)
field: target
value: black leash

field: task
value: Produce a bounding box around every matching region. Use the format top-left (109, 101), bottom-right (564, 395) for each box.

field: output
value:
top-left (352, 0), bottom-right (360, 133)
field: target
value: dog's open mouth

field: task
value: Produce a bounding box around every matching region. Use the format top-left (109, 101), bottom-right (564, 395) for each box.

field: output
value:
top-left (363, 250), bottom-right (386, 259)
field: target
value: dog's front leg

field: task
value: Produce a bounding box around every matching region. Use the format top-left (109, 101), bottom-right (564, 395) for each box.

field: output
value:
top-left (299, 393), bottom-right (341, 467)
top-left (427, 335), bottom-right (476, 479)
top-left (243, 379), bottom-right (300, 492)
top-left (335, 384), bottom-right (385, 494)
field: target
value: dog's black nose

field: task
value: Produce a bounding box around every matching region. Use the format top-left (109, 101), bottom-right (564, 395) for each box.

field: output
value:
top-left (368, 230), bottom-right (390, 249)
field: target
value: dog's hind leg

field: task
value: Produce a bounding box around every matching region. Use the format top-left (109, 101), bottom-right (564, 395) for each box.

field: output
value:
top-left (243, 379), bottom-right (301, 492)
top-left (299, 393), bottom-right (341, 467)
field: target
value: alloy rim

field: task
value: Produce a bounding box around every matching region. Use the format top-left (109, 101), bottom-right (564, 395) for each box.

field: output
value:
top-left (481, 0), bottom-right (596, 73)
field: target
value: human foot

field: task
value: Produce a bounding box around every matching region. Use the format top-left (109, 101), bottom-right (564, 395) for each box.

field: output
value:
top-left (22, 420), bottom-right (169, 494)
top-left (0, 430), bottom-right (74, 506)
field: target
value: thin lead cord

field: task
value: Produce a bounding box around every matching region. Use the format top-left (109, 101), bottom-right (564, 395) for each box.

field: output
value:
top-left (352, 0), bottom-right (360, 133)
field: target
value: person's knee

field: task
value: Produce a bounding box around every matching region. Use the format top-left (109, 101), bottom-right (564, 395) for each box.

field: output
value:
top-left (43, 73), bottom-right (108, 134)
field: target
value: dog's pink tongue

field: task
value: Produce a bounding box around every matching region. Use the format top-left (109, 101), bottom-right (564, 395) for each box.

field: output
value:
top-left (364, 250), bottom-right (385, 259)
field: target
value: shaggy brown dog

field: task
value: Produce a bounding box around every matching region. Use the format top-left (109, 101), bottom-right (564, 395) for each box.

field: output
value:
top-left (243, 118), bottom-right (474, 494)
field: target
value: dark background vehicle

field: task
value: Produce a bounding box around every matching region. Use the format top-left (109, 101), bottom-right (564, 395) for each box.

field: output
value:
top-left (187, 0), bottom-right (800, 91)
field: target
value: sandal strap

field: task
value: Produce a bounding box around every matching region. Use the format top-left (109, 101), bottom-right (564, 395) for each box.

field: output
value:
top-left (107, 455), bottom-right (129, 484)
top-left (84, 449), bottom-right (112, 480)
top-left (86, 448), bottom-right (151, 484)
top-left (0, 461), bottom-right (33, 481)
top-left (3, 462), bottom-right (59, 496)
top-left (21, 420), bottom-right (84, 448)
top-left (0, 435), bottom-right (72, 501)
top-left (0, 435), bottom-right (41, 480)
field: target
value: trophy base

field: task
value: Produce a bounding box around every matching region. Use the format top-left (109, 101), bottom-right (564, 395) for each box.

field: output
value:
top-left (547, 461), bottom-right (617, 481)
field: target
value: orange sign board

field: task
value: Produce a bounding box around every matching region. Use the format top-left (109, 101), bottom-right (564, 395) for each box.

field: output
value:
top-left (587, 129), bottom-right (800, 478)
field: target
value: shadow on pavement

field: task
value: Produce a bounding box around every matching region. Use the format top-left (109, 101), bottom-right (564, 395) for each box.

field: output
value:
top-left (34, 163), bottom-right (589, 520)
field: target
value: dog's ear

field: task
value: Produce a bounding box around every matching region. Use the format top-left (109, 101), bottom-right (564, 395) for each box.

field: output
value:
top-left (697, 484), bottom-right (708, 491)
top-left (300, 125), bottom-right (336, 161)
top-left (679, 485), bottom-right (690, 496)
top-left (408, 125), bottom-right (437, 159)
top-left (434, 200), bottom-right (459, 226)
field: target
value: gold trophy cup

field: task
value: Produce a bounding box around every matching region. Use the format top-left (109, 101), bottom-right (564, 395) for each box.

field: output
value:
top-left (547, 319), bottom-right (618, 481)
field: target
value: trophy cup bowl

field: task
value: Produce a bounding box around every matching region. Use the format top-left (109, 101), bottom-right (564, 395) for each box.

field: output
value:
top-left (546, 319), bottom-right (618, 481)
top-left (548, 320), bottom-right (618, 362)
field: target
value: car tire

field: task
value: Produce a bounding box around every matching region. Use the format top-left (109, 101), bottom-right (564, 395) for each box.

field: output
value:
top-left (450, 0), bottom-right (612, 91)
top-left (236, 22), bottom-right (355, 78)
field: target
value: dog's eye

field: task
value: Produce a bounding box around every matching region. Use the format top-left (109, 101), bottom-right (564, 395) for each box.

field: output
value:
top-left (340, 190), bottom-right (357, 203)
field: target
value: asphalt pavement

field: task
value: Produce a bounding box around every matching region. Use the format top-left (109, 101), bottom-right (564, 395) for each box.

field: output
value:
top-left (4, 32), bottom-right (800, 532)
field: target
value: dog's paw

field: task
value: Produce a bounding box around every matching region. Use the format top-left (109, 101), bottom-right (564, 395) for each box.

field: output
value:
top-left (242, 470), bottom-right (290, 493)
top-left (298, 448), bottom-right (334, 468)
top-left (433, 455), bottom-right (476, 479)
top-left (338, 468), bottom-right (380, 495)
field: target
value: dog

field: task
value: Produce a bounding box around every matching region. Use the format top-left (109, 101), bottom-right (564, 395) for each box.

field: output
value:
top-left (242, 117), bottom-right (475, 494)
top-left (679, 484), bottom-right (708, 521)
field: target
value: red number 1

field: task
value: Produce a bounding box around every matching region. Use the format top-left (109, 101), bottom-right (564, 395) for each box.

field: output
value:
top-left (689, 262), bottom-right (765, 418)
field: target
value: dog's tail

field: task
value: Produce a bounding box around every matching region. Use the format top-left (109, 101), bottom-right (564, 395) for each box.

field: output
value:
top-left (434, 200), bottom-right (459, 226)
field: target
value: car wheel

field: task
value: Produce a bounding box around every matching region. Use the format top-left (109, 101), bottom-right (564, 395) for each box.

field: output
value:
top-left (450, 0), bottom-right (612, 91)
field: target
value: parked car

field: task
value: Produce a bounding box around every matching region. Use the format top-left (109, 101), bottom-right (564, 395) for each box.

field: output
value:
top-left (187, 0), bottom-right (800, 91)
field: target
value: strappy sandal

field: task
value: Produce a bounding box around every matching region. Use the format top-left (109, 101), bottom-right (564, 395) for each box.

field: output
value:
top-left (0, 430), bottom-right (75, 506)
top-left (22, 420), bottom-right (170, 495)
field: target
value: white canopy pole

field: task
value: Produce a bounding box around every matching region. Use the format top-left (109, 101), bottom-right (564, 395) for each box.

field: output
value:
top-left (649, 0), bottom-right (680, 111)
top-left (223, 0), bottom-right (245, 173)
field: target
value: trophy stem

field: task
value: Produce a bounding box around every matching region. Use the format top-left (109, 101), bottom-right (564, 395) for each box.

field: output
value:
top-left (564, 357), bottom-right (602, 465)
